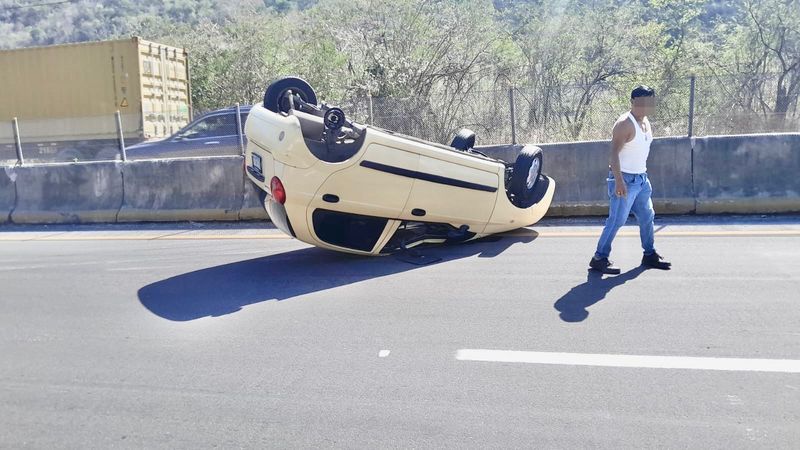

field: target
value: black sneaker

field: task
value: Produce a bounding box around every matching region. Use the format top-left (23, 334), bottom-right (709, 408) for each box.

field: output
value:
top-left (642, 252), bottom-right (671, 270)
top-left (589, 257), bottom-right (621, 275)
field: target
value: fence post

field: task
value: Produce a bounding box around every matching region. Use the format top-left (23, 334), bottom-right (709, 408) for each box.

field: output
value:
top-left (368, 93), bottom-right (374, 126)
top-left (115, 111), bottom-right (127, 161)
top-left (235, 103), bottom-right (245, 155)
top-left (12, 117), bottom-right (24, 166)
top-left (688, 75), bottom-right (696, 137)
top-left (509, 87), bottom-right (517, 144)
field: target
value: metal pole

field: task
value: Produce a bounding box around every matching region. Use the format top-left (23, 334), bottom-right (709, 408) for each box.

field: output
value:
top-left (115, 111), bottom-right (127, 161)
top-left (509, 88), bottom-right (517, 144)
top-left (235, 103), bottom-right (245, 155)
top-left (688, 75), bottom-right (696, 137)
top-left (368, 92), bottom-right (374, 126)
top-left (12, 117), bottom-right (24, 166)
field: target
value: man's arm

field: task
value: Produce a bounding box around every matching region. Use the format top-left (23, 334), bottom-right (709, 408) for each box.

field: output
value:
top-left (609, 119), bottom-right (634, 197)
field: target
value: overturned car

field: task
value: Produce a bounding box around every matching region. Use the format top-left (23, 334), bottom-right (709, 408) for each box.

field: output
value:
top-left (244, 77), bottom-right (555, 256)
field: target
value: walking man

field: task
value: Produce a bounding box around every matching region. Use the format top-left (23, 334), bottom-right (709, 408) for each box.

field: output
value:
top-left (589, 85), bottom-right (671, 274)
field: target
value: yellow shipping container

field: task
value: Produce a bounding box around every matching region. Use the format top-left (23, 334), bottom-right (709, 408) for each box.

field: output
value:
top-left (0, 36), bottom-right (192, 144)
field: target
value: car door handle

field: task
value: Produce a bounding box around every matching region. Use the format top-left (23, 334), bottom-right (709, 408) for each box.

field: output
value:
top-left (204, 141), bottom-right (220, 145)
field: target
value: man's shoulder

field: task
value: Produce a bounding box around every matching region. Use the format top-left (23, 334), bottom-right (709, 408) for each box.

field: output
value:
top-left (611, 113), bottom-right (635, 144)
top-left (615, 111), bottom-right (633, 124)
top-left (613, 113), bottom-right (634, 132)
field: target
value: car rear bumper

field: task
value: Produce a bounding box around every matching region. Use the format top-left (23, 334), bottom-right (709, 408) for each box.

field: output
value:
top-left (265, 196), bottom-right (295, 237)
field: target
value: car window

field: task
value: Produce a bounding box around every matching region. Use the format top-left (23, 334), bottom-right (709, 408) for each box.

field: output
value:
top-left (239, 113), bottom-right (249, 133)
top-left (180, 113), bottom-right (238, 139)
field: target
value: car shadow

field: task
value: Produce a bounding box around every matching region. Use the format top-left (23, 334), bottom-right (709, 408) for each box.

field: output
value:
top-left (138, 230), bottom-right (538, 321)
top-left (553, 266), bottom-right (647, 323)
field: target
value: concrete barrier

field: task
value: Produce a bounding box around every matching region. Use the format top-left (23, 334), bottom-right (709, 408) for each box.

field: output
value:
top-left (239, 180), bottom-right (269, 220)
top-left (693, 133), bottom-right (800, 214)
top-left (118, 156), bottom-right (245, 222)
top-left (479, 136), bottom-right (694, 216)
top-left (533, 140), bottom-right (612, 216)
top-left (0, 133), bottom-right (797, 224)
top-left (1, 165), bottom-right (17, 224)
top-left (11, 161), bottom-right (123, 223)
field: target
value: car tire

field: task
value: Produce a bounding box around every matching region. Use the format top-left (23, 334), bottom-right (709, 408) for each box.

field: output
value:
top-left (450, 128), bottom-right (476, 151)
top-left (263, 77), bottom-right (318, 113)
top-left (509, 145), bottom-right (543, 207)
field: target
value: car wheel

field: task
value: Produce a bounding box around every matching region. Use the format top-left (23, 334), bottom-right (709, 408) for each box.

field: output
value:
top-left (450, 128), bottom-right (476, 151)
top-left (509, 145), bottom-right (543, 207)
top-left (263, 77), bottom-right (318, 113)
top-left (324, 107), bottom-right (346, 130)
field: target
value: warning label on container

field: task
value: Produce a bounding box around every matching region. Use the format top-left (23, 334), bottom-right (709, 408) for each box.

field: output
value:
top-left (120, 98), bottom-right (129, 108)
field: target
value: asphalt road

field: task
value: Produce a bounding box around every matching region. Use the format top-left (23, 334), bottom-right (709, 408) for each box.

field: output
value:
top-left (1, 217), bottom-right (799, 449)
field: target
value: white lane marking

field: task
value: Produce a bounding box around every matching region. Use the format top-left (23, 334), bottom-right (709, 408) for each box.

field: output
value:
top-left (106, 266), bottom-right (177, 272)
top-left (727, 395), bottom-right (743, 405)
top-left (378, 350), bottom-right (391, 358)
top-left (455, 349), bottom-right (800, 373)
top-left (1, 229), bottom-right (799, 242)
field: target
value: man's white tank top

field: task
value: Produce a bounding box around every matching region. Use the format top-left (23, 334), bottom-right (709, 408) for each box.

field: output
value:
top-left (618, 112), bottom-right (652, 174)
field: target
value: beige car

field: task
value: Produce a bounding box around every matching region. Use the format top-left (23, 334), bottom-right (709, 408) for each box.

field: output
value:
top-left (244, 77), bottom-right (555, 256)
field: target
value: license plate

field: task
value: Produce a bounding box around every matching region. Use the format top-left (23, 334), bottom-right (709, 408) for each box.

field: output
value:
top-left (252, 153), bottom-right (262, 173)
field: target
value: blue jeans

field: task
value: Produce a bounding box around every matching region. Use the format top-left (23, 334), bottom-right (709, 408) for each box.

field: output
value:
top-left (594, 171), bottom-right (656, 259)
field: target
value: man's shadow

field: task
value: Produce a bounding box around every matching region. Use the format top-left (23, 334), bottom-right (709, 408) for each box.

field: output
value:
top-left (138, 230), bottom-right (537, 321)
top-left (554, 266), bottom-right (646, 323)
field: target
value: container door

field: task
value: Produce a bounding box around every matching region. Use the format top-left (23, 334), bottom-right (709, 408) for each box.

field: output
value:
top-left (138, 42), bottom-right (190, 139)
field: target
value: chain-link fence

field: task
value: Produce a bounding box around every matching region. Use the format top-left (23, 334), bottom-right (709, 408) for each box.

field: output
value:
top-left (693, 74), bottom-right (800, 136)
top-left (3, 74), bottom-right (798, 166)
top-left (342, 74), bottom-right (799, 146)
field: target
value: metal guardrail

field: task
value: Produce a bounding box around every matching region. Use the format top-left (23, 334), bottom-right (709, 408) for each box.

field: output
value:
top-left (3, 103), bottom-right (249, 166)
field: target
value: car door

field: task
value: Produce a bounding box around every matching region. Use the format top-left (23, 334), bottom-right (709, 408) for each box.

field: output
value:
top-left (310, 143), bottom-right (420, 219)
top-left (401, 154), bottom-right (500, 232)
top-left (170, 113), bottom-right (242, 157)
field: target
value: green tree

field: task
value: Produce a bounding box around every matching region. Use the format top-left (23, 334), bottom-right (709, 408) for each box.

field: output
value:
top-left (135, 9), bottom-right (293, 112)
top-left (303, 0), bottom-right (511, 142)
top-left (707, 0), bottom-right (800, 130)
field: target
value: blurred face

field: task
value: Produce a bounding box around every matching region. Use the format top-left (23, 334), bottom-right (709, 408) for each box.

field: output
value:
top-left (631, 95), bottom-right (656, 116)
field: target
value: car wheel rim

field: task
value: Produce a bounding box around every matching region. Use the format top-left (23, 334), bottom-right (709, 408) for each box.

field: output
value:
top-left (526, 158), bottom-right (540, 189)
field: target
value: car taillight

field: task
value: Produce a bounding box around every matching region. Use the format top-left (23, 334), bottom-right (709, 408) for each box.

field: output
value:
top-left (271, 176), bottom-right (286, 205)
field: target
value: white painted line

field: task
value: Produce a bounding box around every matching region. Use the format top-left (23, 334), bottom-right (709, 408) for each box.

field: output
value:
top-left (455, 349), bottom-right (800, 373)
top-left (1, 229), bottom-right (799, 242)
top-left (105, 266), bottom-right (177, 272)
top-left (379, 350), bottom-right (391, 358)
top-left (726, 395), bottom-right (743, 406)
